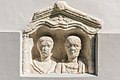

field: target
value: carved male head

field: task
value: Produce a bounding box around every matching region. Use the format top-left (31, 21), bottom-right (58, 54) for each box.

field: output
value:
top-left (37, 36), bottom-right (54, 58)
top-left (65, 36), bottom-right (82, 59)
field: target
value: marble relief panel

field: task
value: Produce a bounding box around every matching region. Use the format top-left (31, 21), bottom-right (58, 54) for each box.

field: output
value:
top-left (22, 1), bottom-right (102, 76)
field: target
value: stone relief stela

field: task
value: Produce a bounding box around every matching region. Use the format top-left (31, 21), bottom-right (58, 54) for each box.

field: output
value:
top-left (22, 1), bottom-right (102, 75)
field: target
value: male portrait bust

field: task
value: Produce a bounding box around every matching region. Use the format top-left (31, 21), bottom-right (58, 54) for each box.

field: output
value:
top-left (30, 36), bottom-right (56, 74)
top-left (55, 36), bottom-right (85, 74)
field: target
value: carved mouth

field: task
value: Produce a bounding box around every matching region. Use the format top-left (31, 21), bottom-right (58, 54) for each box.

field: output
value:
top-left (71, 50), bottom-right (76, 53)
top-left (42, 51), bottom-right (48, 54)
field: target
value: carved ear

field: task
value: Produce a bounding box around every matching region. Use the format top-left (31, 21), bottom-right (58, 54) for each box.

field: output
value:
top-left (36, 42), bottom-right (40, 51)
top-left (64, 41), bottom-right (68, 51)
top-left (80, 44), bottom-right (82, 48)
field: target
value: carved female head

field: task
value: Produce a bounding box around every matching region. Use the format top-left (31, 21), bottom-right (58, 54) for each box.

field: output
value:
top-left (65, 36), bottom-right (82, 59)
top-left (37, 36), bottom-right (54, 58)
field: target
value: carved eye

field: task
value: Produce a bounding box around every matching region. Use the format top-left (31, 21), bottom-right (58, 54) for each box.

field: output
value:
top-left (41, 45), bottom-right (46, 47)
top-left (74, 44), bottom-right (79, 47)
top-left (47, 44), bottom-right (51, 48)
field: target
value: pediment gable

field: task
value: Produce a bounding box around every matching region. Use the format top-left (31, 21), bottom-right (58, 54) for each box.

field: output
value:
top-left (25, 1), bottom-right (102, 35)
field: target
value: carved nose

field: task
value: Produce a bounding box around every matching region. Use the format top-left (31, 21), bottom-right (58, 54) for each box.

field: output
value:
top-left (70, 46), bottom-right (76, 52)
top-left (42, 46), bottom-right (48, 51)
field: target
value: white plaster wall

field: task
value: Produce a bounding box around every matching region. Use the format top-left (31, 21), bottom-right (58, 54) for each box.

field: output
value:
top-left (0, 0), bottom-right (120, 33)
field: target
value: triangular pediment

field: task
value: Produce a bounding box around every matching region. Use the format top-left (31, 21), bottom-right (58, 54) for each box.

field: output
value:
top-left (25, 1), bottom-right (102, 35)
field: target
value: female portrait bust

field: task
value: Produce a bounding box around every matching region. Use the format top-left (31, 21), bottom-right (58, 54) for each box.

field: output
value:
top-left (30, 36), bottom-right (56, 74)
